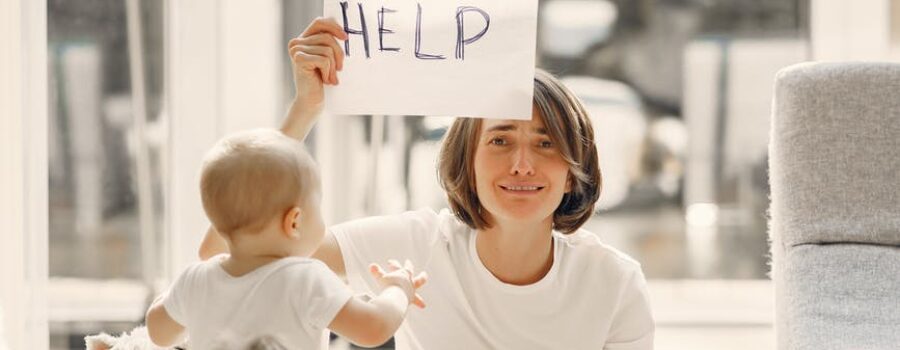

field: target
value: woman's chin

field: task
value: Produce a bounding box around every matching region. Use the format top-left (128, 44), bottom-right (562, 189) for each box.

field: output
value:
top-left (490, 205), bottom-right (555, 225)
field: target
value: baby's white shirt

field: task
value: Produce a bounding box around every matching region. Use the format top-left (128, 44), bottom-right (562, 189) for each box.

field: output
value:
top-left (162, 254), bottom-right (352, 349)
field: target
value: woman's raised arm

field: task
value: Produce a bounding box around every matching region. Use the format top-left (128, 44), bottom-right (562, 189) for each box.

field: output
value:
top-left (280, 17), bottom-right (347, 141)
top-left (198, 226), bottom-right (227, 260)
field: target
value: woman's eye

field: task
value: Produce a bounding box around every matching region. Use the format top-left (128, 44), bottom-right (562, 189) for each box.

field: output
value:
top-left (490, 138), bottom-right (506, 146)
top-left (539, 140), bottom-right (553, 148)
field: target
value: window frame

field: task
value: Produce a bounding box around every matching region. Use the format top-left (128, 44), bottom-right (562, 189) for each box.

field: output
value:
top-left (0, 0), bottom-right (49, 348)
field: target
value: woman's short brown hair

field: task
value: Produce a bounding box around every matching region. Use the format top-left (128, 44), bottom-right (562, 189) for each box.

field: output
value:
top-left (438, 69), bottom-right (602, 234)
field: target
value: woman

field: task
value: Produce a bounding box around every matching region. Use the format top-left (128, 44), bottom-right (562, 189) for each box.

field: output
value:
top-left (201, 18), bottom-right (653, 349)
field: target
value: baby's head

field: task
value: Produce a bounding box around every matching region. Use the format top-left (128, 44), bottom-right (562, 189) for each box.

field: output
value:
top-left (200, 129), bottom-right (323, 256)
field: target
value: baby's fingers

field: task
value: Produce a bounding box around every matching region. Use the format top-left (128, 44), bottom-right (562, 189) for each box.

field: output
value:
top-left (412, 293), bottom-right (426, 309)
top-left (369, 263), bottom-right (386, 279)
top-left (387, 259), bottom-right (403, 271)
top-left (413, 271), bottom-right (428, 289)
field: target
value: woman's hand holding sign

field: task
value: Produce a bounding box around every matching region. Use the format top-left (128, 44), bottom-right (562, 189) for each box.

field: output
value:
top-left (283, 17), bottom-right (347, 140)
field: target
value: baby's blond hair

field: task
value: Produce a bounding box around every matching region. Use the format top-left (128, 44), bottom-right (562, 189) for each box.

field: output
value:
top-left (200, 129), bottom-right (317, 235)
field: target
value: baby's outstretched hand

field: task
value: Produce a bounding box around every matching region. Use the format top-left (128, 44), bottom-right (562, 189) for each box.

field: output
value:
top-left (369, 259), bottom-right (428, 309)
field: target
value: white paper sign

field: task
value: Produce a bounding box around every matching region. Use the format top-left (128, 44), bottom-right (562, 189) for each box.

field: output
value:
top-left (324, 0), bottom-right (537, 120)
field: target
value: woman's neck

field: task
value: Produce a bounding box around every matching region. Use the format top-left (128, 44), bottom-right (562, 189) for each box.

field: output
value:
top-left (475, 217), bottom-right (555, 285)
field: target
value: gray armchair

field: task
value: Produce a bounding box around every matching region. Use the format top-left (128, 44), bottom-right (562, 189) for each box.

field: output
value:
top-left (769, 62), bottom-right (900, 349)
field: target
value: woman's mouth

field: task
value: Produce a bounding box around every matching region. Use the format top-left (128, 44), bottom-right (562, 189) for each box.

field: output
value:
top-left (499, 184), bottom-right (545, 193)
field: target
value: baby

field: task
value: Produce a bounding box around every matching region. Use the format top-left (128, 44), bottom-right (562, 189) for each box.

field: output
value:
top-left (145, 129), bottom-right (426, 349)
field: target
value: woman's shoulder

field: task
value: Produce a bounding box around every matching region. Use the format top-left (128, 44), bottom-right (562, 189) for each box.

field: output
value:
top-left (436, 207), bottom-right (467, 226)
top-left (396, 207), bottom-right (450, 240)
top-left (331, 207), bottom-right (442, 235)
top-left (338, 207), bottom-right (466, 237)
top-left (555, 228), bottom-right (643, 276)
top-left (399, 207), bottom-right (442, 224)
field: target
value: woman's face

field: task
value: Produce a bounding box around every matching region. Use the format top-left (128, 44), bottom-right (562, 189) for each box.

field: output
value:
top-left (473, 109), bottom-right (570, 227)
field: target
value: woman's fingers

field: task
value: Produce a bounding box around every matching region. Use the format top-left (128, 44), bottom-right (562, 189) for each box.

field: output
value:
top-left (295, 45), bottom-right (337, 84)
top-left (297, 33), bottom-right (345, 71)
top-left (302, 17), bottom-right (348, 41)
top-left (289, 33), bottom-right (345, 71)
top-left (287, 37), bottom-right (302, 51)
top-left (293, 50), bottom-right (332, 84)
top-left (290, 45), bottom-right (333, 84)
top-left (289, 17), bottom-right (348, 86)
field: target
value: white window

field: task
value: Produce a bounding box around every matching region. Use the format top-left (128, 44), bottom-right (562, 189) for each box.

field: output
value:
top-left (1, 0), bottom-right (48, 349)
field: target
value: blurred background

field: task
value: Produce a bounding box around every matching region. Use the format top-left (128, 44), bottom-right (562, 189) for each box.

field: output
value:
top-left (24, 0), bottom-right (899, 348)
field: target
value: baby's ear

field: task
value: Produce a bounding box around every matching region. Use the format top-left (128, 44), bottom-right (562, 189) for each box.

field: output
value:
top-left (282, 206), bottom-right (303, 238)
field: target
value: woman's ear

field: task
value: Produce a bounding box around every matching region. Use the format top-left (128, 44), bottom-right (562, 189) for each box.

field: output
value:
top-left (282, 207), bottom-right (303, 238)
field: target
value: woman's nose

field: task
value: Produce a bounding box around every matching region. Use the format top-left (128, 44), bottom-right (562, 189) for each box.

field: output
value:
top-left (509, 146), bottom-right (535, 176)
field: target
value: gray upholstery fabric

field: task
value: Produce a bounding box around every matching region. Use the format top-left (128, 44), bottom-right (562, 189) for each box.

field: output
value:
top-left (770, 62), bottom-right (900, 247)
top-left (778, 244), bottom-right (900, 350)
top-left (770, 62), bottom-right (900, 350)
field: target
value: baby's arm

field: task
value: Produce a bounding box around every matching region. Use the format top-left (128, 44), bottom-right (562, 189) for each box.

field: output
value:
top-left (329, 260), bottom-right (427, 348)
top-left (329, 287), bottom-right (408, 347)
top-left (145, 295), bottom-right (186, 347)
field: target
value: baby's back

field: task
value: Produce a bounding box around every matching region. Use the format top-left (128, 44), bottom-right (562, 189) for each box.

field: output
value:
top-left (161, 255), bottom-right (353, 349)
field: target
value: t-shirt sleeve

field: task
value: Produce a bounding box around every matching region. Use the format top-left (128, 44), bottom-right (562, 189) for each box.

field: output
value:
top-left (329, 208), bottom-right (442, 295)
top-left (161, 265), bottom-right (194, 326)
top-left (604, 269), bottom-right (655, 350)
top-left (293, 261), bottom-right (355, 330)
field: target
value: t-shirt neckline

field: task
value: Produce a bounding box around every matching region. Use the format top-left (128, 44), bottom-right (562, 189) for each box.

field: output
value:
top-left (213, 254), bottom-right (312, 279)
top-left (467, 229), bottom-right (560, 294)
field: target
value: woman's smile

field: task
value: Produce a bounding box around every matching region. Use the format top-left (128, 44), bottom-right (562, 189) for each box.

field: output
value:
top-left (498, 182), bottom-right (546, 195)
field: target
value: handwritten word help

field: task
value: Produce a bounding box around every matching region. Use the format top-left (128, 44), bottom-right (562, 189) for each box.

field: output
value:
top-left (339, 2), bottom-right (490, 60)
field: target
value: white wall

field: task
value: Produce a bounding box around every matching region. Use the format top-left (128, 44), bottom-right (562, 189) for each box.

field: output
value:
top-left (166, 0), bottom-right (283, 278)
top-left (811, 0), bottom-right (894, 61)
top-left (0, 0), bottom-right (48, 348)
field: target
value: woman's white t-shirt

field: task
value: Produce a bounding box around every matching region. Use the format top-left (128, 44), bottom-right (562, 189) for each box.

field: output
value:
top-left (330, 208), bottom-right (654, 350)
top-left (162, 254), bottom-right (352, 349)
